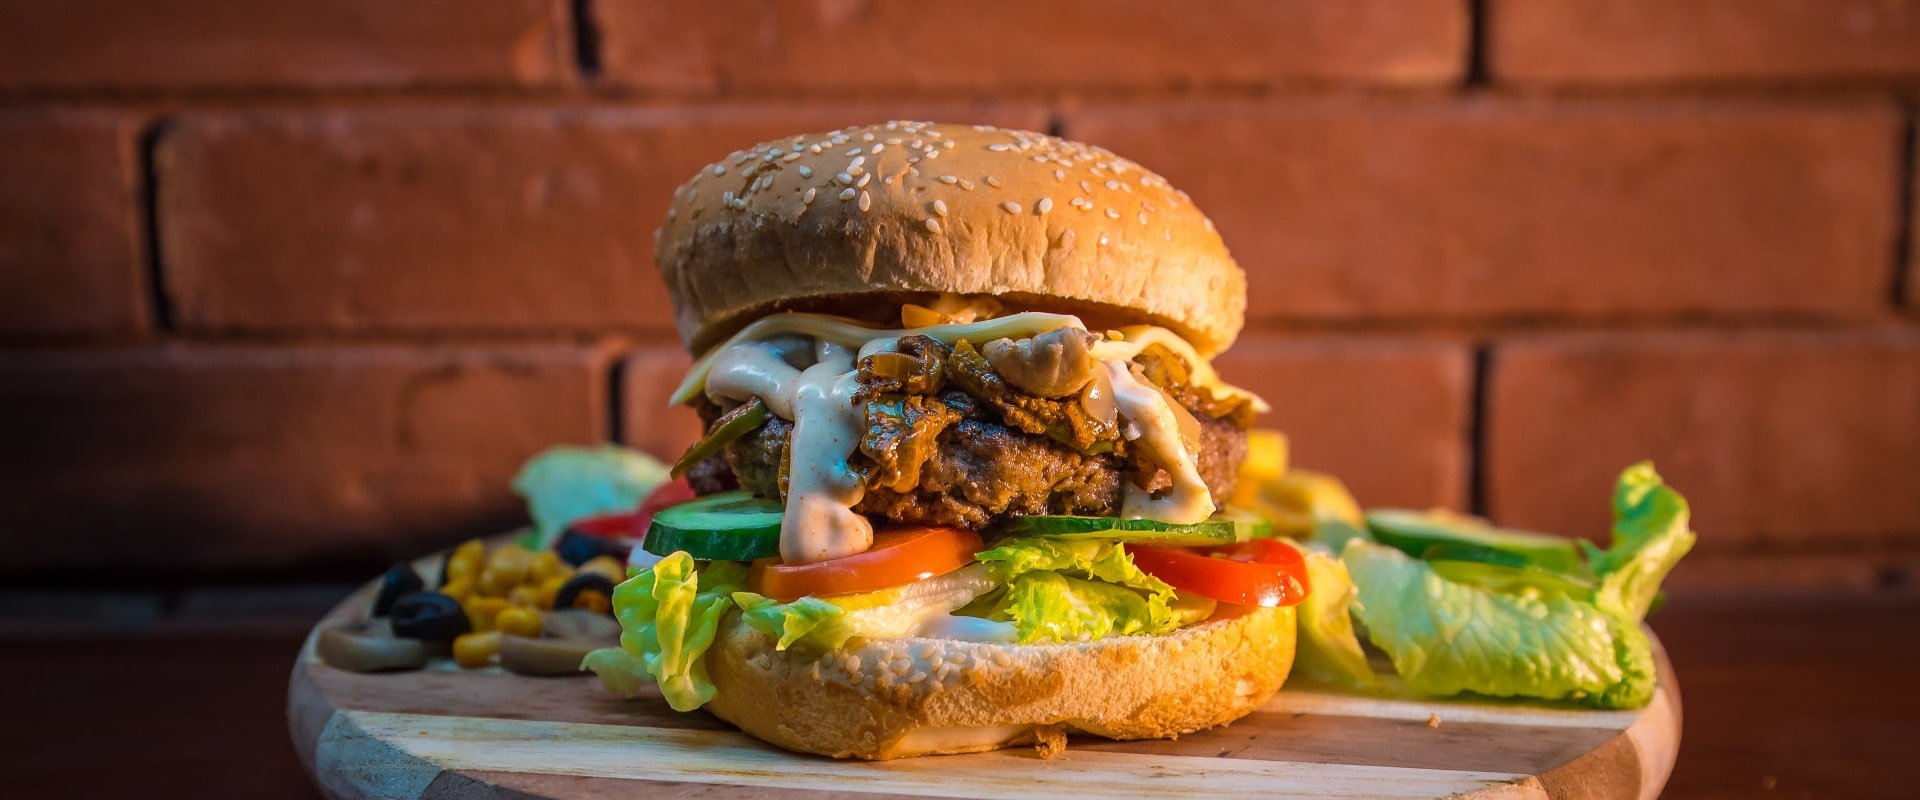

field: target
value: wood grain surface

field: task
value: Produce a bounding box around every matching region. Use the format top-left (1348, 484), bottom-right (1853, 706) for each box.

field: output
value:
top-left (288, 566), bottom-right (1681, 799)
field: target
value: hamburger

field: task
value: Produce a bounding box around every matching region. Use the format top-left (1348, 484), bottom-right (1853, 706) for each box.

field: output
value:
top-left (584, 121), bottom-right (1307, 759)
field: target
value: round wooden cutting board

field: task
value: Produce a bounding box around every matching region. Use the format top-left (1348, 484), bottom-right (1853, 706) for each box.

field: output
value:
top-left (289, 560), bottom-right (1681, 800)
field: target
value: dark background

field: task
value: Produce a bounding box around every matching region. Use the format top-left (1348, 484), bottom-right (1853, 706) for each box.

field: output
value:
top-left (2, 1), bottom-right (1917, 797)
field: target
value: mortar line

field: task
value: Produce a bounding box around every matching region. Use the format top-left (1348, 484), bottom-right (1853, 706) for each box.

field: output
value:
top-left (136, 116), bottom-right (176, 332)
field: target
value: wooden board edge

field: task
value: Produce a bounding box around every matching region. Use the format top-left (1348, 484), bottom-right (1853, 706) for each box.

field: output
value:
top-left (1527, 636), bottom-right (1682, 800)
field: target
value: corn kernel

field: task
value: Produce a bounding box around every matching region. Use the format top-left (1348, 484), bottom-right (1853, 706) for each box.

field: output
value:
top-left (486, 544), bottom-right (537, 587)
top-left (528, 551), bottom-right (564, 583)
top-left (440, 577), bottom-right (475, 603)
top-left (446, 539), bottom-right (486, 583)
top-left (477, 569), bottom-right (507, 597)
top-left (508, 584), bottom-right (541, 608)
top-left (571, 592), bottom-right (612, 615)
top-left (579, 555), bottom-right (624, 582)
top-left (536, 575), bottom-right (568, 609)
top-left (495, 606), bottom-right (543, 638)
top-left (464, 596), bottom-right (510, 632)
top-left (453, 631), bottom-right (501, 668)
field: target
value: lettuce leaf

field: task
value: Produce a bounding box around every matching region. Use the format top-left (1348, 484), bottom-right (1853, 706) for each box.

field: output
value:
top-left (973, 537), bottom-right (1178, 644)
top-left (513, 445), bottom-right (669, 547)
top-left (582, 552), bottom-right (744, 712)
top-left (998, 571), bottom-right (1167, 643)
top-left (1586, 461), bottom-right (1696, 623)
top-left (1344, 539), bottom-right (1655, 709)
top-left (1282, 540), bottom-right (1376, 690)
top-left (729, 565), bottom-right (997, 651)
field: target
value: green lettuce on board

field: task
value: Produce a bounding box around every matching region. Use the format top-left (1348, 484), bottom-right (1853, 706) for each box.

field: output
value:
top-left (582, 552), bottom-right (743, 712)
top-left (973, 537), bottom-right (1179, 644)
top-left (513, 445), bottom-right (669, 547)
top-left (1338, 462), bottom-right (1694, 709)
top-left (1344, 539), bottom-right (1656, 708)
top-left (1280, 539), bottom-right (1377, 690)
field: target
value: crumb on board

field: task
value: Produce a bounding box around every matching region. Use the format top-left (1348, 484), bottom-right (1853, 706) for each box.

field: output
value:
top-left (1034, 725), bottom-right (1067, 759)
top-left (1426, 713), bottom-right (1442, 728)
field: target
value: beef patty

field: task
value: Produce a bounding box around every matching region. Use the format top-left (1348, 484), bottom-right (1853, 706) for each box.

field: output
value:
top-left (701, 411), bottom-right (1247, 531)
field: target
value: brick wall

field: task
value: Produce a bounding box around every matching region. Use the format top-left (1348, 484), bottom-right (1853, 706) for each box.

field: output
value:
top-left (2, 0), bottom-right (1916, 590)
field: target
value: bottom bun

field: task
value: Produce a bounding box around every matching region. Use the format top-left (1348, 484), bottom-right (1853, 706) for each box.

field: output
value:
top-left (703, 606), bottom-right (1297, 759)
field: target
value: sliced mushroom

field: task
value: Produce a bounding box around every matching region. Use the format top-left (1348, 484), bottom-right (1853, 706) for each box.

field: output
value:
top-left (499, 634), bottom-right (605, 676)
top-left (983, 327), bottom-right (1099, 398)
top-left (316, 619), bottom-right (430, 673)
top-left (541, 609), bottom-right (621, 641)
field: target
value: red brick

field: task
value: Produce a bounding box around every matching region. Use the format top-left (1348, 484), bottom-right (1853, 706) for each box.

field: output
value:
top-left (0, 112), bottom-right (147, 337)
top-left (0, 0), bottom-right (570, 90)
top-left (1067, 99), bottom-right (1902, 322)
top-left (157, 104), bottom-right (1046, 335)
top-left (1490, 0), bottom-right (1920, 85)
top-left (619, 343), bottom-right (700, 463)
top-left (0, 344), bottom-right (612, 573)
top-left (1486, 329), bottom-right (1920, 551)
top-left (600, 0), bottom-right (1466, 92)
top-left (1215, 337), bottom-right (1472, 510)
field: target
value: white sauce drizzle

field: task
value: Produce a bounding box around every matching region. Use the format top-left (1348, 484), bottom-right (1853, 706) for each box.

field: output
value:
top-left (780, 348), bottom-right (872, 564)
top-left (1104, 359), bottom-right (1217, 524)
top-left (705, 339), bottom-right (806, 419)
top-left (680, 311), bottom-right (1247, 564)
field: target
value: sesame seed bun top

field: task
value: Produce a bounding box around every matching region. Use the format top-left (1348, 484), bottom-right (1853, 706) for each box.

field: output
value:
top-left (654, 121), bottom-right (1247, 357)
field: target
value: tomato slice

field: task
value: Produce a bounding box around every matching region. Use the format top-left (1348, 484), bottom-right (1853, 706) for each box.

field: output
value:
top-left (568, 477), bottom-right (697, 539)
top-left (751, 526), bottom-right (983, 600)
top-left (1129, 538), bottom-right (1311, 607)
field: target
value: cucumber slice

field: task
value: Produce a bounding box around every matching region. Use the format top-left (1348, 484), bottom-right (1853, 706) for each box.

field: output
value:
top-left (1365, 509), bottom-right (1584, 574)
top-left (995, 510), bottom-right (1270, 546)
top-left (644, 490), bottom-right (783, 561)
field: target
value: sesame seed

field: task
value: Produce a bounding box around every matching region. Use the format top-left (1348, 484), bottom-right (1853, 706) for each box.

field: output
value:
top-left (839, 188), bottom-right (857, 201)
top-left (782, 152), bottom-right (801, 162)
top-left (809, 144), bottom-right (823, 154)
top-left (924, 218), bottom-right (942, 233)
top-left (851, 155), bottom-right (866, 168)
top-left (1080, 180), bottom-right (1094, 193)
top-left (938, 175), bottom-right (958, 184)
top-left (858, 191), bottom-right (871, 211)
top-left (857, 172), bottom-right (871, 188)
top-left (1099, 233), bottom-right (1110, 246)
top-left (803, 187), bottom-right (817, 204)
top-left (836, 172), bottom-right (854, 185)
top-left (987, 143), bottom-right (1010, 152)
top-left (959, 179), bottom-right (975, 191)
top-left (985, 176), bottom-right (1002, 188)
top-left (713, 165), bottom-right (726, 176)
top-left (845, 147), bottom-right (861, 156)
top-left (798, 165), bottom-right (813, 178)
top-left (1105, 180), bottom-right (1120, 190)
top-left (1001, 201), bottom-right (1021, 214)
top-left (883, 175), bottom-right (895, 185)
top-left (1054, 169), bottom-right (1066, 181)
top-left (847, 164), bottom-right (864, 177)
top-left (871, 143), bottom-right (885, 154)
top-left (1106, 208), bottom-right (1121, 219)
top-left (862, 132), bottom-right (875, 141)
top-left (923, 149), bottom-right (940, 160)
top-left (1138, 211), bottom-right (1149, 224)
top-left (932, 199), bottom-right (949, 217)
top-left (1036, 197), bottom-right (1053, 214)
top-left (721, 190), bottom-right (733, 206)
